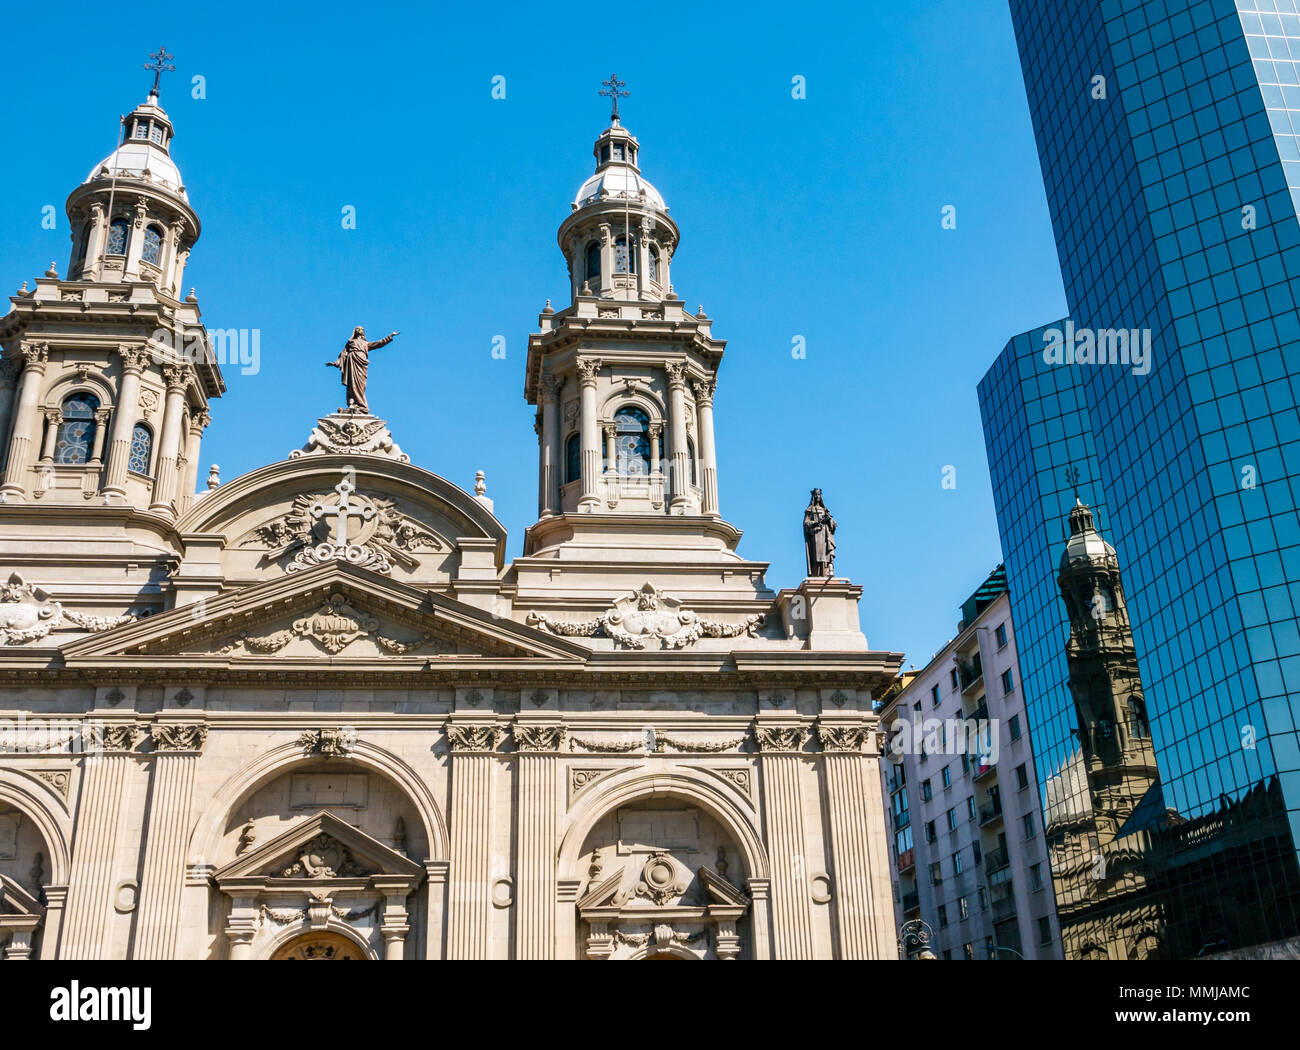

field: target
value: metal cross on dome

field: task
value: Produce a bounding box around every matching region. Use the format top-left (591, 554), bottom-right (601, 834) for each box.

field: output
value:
top-left (143, 46), bottom-right (175, 96)
top-left (600, 74), bottom-right (629, 121)
top-left (310, 476), bottom-right (376, 546)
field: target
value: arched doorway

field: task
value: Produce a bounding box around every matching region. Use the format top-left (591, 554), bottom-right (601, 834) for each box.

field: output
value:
top-left (270, 931), bottom-right (367, 961)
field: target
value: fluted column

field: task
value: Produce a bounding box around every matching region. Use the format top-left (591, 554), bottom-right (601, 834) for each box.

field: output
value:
top-left (539, 373), bottom-right (561, 517)
top-left (513, 724), bottom-right (564, 959)
top-left (577, 358), bottom-right (601, 512)
top-left (103, 346), bottom-right (147, 497)
top-left (754, 724), bottom-right (815, 959)
top-left (81, 203), bottom-right (106, 279)
top-left (445, 722), bottom-right (502, 959)
top-left (817, 722), bottom-right (893, 959)
top-left (134, 723), bottom-right (206, 959)
top-left (61, 725), bottom-right (142, 959)
top-left (1, 344), bottom-right (48, 497)
top-left (692, 377), bottom-right (719, 515)
top-left (179, 410), bottom-right (208, 512)
top-left (0, 357), bottom-right (21, 473)
top-left (149, 366), bottom-right (189, 514)
top-left (38, 409), bottom-right (60, 463)
top-left (666, 362), bottom-right (691, 513)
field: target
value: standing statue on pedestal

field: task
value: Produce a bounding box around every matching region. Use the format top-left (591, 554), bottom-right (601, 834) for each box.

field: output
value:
top-left (327, 326), bottom-right (399, 414)
top-left (803, 488), bottom-right (837, 578)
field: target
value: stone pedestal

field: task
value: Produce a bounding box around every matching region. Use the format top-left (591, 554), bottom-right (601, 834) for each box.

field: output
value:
top-left (291, 410), bottom-right (409, 462)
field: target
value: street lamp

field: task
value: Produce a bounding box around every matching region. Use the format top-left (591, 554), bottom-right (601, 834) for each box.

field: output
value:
top-left (898, 919), bottom-right (937, 960)
top-left (987, 944), bottom-right (1025, 960)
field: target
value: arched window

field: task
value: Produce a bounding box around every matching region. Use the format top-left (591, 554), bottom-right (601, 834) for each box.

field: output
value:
top-left (128, 423), bottom-right (153, 475)
top-left (54, 394), bottom-right (100, 465)
top-left (614, 235), bottom-right (636, 274)
top-left (687, 436), bottom-right (698, 485)
top-left (613, 406), bottom-right (650, 476)
top-left (106, 218), bottom-right (129, 256)
top-left (565, 432), bottom-right (582, 484)
top-left (648, 245), bottom-right (660, 283)
top-left (584, 242), bottom-right (601, 288)
top-left (142, 225), bottom-right (164, 266)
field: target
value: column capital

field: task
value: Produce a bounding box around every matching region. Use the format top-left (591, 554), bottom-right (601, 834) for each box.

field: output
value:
top-left (665, 361), bottom-right (689, 389)
top-left (446, 722), bottom-right (504, 753)
top-left (150, 722), bottom-right (209, 754)
top-left (513, 723), bottom-right (567, 753)
top-left (19, 342), bottom-right (49, 371)
top-left (753, 724), bottom-right (806, 753)
top-left (691, 377), bottom-right (717, 403)
top-left (116, 344), bottom-right (150, 374)
top-left (42, 408), bottom-right (62, 426)
top-left (162, 366), bottom-right (191, 393)
top-left (815, 722), bottom-right (869, 753)
top-left (540, 372), bottom-right (562, 401)
top-left (576, 357), bottom-right (603, 385)
top-left (191, 409), bottom-right (212, 433)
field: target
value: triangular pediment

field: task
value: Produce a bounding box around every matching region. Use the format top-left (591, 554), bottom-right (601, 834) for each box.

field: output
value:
top-left (60, 561), bottom-right (590, 663)
top-left (0, 873), bottom-right (45, 918)
top-left (698, 865), bottom-right (749, 906)
top-left (212, 810), bottom-right (423, 882)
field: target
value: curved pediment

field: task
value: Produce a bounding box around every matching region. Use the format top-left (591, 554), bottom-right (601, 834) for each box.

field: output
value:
top-left (174, 455), bottom-right (505, 587)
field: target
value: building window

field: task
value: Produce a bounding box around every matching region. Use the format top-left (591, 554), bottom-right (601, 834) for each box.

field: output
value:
top-left (963, 942), bottom-right (974, 960)
top-left (921, 779), bottom-right (932, 801)
top-left (1127, 696), bottom-right (1149, 738)
top-left (937, 905), bottom-right (948, 928)
top-left (142, 225), bottom-right (164, 266)
top-left (1030, 863), bottom-right (1043, 889)
top-left (648, 244), bottom-right (660, 283)
top-left (978, 886), bottom-right (987, 908)
top-left (54, 394), bottom-right (100, 465)
top-left (995, 622), bottom-right (1008, 648)
top-left (686, 436), bottom-right (698, 485)
top-left (960, 752), bottom-right (970, 775)
top-left (1001, 669), bottom-right (1014, 695)
top-left (946, 808), bottom-right (957, 831)
top-left (941, 766), bottom-right (951, 788)
top-left (150, 123), bottom-right (164, 144)
top-left (106, 218), bottom-right (129, 256)
top-left (931, 684), bottom-right (941, 707)
top-left (1023, 813), bottom-right (1036, 839)
top-left (613, 235), bottom-right (636, 274)
top-left (1009, 714), bottom-right (1021, 740)
top-left (942, 949), bottom-right (952, 960)
top-left (973, 842), bottom-right (982, 864)
top-left (953, 851), bottom-right (964, 875)
top-left (1038, 917), bottom-right (1052, 944)
top-left (1016, 763), bottom-right (1029, 790)
top-left (584, 242), bottom-right (601, 287)
top-left (133, 120), bottom-right (148, 139)
top-left (128, 423), bottom-right (152, 475)
top-left (611, 406), bottom-right (650, 475)
top-left (958, 895), bottom-right (969, 919)
top-left (565, 432), bottom-right (581, 484)
top-left (929, 861), bottom-right (942, 884)
top-left (925, 820), bottom-right (936, 843)
top-left (966, 796), bottom-right (976, 820)
top-left (949, 668), bottom-right (959, 690)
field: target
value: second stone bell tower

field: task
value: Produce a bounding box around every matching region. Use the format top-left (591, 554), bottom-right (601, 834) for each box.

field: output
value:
top-left (523, 77), bottom-right (724, 550)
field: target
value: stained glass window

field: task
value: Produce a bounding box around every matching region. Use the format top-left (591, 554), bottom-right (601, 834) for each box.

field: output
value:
top-left (614, 236), bottom-right (636, 274)
top-left (128, 423), bottom-right (152, 475)
top-left (565, 433), bottom-right (581, 484)
top-left (613, 406), bottom-right (650, 475)
top-left (106, 219), bottom-right (129, 256)
top-left (585, 242), bottom-right (601, 287)
top-left (648, 245), bottom-right (660, 283)
top-left (54, 394), bottom-right (99, 466)
top-left (142, 226), bottom-right (163, 265)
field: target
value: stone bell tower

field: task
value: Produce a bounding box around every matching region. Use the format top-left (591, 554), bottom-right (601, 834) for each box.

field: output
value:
top-left (523, 76), bottom-right (724, 538)
top-left (0, 51), bottom-right (223, 515)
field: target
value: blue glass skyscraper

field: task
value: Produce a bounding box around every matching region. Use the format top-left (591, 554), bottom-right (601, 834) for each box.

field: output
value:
top-left (979, 0), bottom-right (1300, 957)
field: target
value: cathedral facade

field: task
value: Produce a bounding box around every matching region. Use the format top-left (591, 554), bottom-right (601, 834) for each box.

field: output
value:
top-left (0, 80), bottom-right (901, 960)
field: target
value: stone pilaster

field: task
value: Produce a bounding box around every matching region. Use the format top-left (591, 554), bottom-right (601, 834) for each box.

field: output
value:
top-left (817, 720), bottom-right (893, 959)
top-left (539, 373), bottom-right (561, 516)
top-left (149, 366), bottom-right (189, 514)
top-left (692, 377), bottom-right (719, 515)
top-left (102, 346), bottom-right (147, 496)
top-left (445, 722), bottom-right (502, 959)
top-left (60, 724), bottom-right (143, 959)
top-left (133, 723), bottom-right (206, 959)
top-left (513, 723), bottom-right (565, 959)
top-left (754, 723), bottom-right (815, 959)
top-left (1, 343), bottom-right (49, 497)
top-left (576, 358), bottom-right (601, 511)
top-left (666, 361), bottom-right (691, 513)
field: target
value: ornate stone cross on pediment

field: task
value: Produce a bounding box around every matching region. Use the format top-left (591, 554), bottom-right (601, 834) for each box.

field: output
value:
top-left (310, 476), bottom-right (375, 547)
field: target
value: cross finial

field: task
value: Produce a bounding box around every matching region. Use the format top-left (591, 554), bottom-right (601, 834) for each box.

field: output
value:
top-left (1064, 465), bottom-right (1081, 501)
top-left (143, 46), bottom-right (175, 97)
top-left (309, 476), bottom-right (377, 546)
top-left (599, 74), bottom-right (629, 122)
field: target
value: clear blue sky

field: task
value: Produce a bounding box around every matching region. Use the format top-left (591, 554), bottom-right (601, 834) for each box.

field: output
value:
top-left (0, 0), bottom-right (1069, 667)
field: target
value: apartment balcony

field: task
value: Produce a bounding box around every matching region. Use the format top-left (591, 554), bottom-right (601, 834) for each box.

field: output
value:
top-left (986, 847), bottom-right (1011, 875)
top-left (898, 848), bottom-right (915, 874)
top-left (978, 799), bottom-right (1004, 826)
top-left (902, 890), bottom-right (921, 914)
top-left (958, 655), bottom-right (984, 696)
top-left (973, 760), bottom-right (997, 781)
